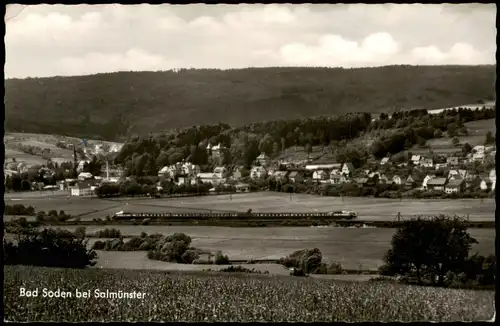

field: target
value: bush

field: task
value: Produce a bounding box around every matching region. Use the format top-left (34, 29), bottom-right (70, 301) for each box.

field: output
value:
top-left (94, 228), bottom-right (122, 238)
top-left (181, 249), bottom-right (200, 264)
top-left (3, 229), bottom-right (97, 268)
top-left (279, 248), bottom-right (322, 274)
top-left (214, 251), bottom-right (230, 265)
top-left (192, 258), bottom-right (214, 265)
top-left (219, 266), bottom-right (263, 274)
top-left (74, 227), bottom-right (86, 239)
top-left (92, 240), bottom-right (106, 250)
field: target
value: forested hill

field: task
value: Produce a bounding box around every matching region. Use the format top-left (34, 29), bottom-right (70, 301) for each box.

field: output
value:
top-left (5, 65), bottom-right (495, 141)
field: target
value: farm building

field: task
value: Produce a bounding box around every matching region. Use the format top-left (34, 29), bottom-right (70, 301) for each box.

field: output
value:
top-left (426, 178), bottom-right (447, 191)
top-left (421, 174), bottom-right (436, 190)
top-left (445, 179), bottom-right (465, 194)
top-left (235, 183), bottom-right (250, 193)
top-left (197, 173), bottom-right (223, 185)
top-left (70, 181), bottom-right (95, 196)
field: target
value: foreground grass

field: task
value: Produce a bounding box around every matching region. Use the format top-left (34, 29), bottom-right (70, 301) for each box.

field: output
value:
top-left (4, 266), bottom-right (494, 322)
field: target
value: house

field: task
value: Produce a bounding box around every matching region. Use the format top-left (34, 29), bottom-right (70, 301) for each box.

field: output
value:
top-left (434, 163), bottom-right (448, 170)
top-left (419, 157), bottom-right (433, 168)
top-left (405, 175), bottom-right (422, 189)
top-left (313, 170), bottom-right (328, 180)
top-left (446, 157), bottom-right (459, 166)
top-left (70, 180), bottom-right (95, 196)
top-left (235, 183), bottom-right (250, 193)
top-left (330, 174), bottom-right (342, 185)
top-left (411, 155), bottom-right (421, 165)
top-left (445, 179), bottom-right (465, 194)
top-left (256, 153), bottom-right (271, 166)
top-left (77, 172), bottom-right (93, 181)
top-left (305, 163), bottom-right (342, 171)
top-left (250, 166), bottom-right (267, 180)
top-left (183, 163), bottom-right (200, 176)
top-left (426, 178), bottom-right (447, 191)
top-left (341, 163), bottom-right (355, 176)
top-left (232, 167), bottom-right (243, 180)
top-left (392, 175), bottom-right (402, 185)
top-left (473, 145), bottom-right (485, 153)
top-left (473, 151), bottom-right (485, 161)
top-left (208, 143), bottom-right (225, 158)
top-left (487, 170), bottom-right (496, 191)
top-left (77, 160), bottom-right (91, 173)
top-left (480, 178), bottom-right (493, 191)
top-left (380, 157), bottom-right (390, 165)
top-left (421, 174), bottom-right (436, 190)
top-left (288, 171), bottom-right (304, 183)
top-left (213, 166), bottom-right (227, 177)
top-left (197, 173), bottom-right (223, 186)
top-left (447, 169), bottom-right (467, 181)
top-left (273, 171), bottom-right (288, 181)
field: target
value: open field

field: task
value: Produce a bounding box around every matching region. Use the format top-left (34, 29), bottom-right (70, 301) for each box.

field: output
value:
top-left (410, 118), bottom-right (495, 154)
top-left (35, 226), bottom-right (494, 271)
top-left (4, 132), bottom-right (123, 167)
top-left (4, 266), bottom-right (495, 322)
top-left (4, 148), bottom-right (48, 166)
top-left (4, 192), bottom-right (495, 221)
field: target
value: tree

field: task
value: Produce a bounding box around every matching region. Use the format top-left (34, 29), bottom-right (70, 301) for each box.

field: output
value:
top-left (484, 131), bottom-right (495, 145)
top-left (452, 137), bottom-right (460, 147)
top-left (379, 216), bottom-right (477, 286)
top-left (433, 129), bottom-right (443, 138)
top-left (462, 142), bottom-right (472, 155)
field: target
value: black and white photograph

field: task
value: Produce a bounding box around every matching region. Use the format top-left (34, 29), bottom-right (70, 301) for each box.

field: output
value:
top-left (3, 3), bottom-right (496, 322)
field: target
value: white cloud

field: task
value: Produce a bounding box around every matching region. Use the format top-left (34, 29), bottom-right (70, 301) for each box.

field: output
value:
top-left (4, 4), bottom-right (496, 78)
top-left (58, 48), bottom-right (182, 76)
top-left (280, 32), bottom-right (400, 67)
top-left (411, 42), bottom-right (493, 65)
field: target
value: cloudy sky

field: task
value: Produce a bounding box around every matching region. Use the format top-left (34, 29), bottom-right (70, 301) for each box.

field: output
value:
top-left (5, 3), bottom-right (496, 79)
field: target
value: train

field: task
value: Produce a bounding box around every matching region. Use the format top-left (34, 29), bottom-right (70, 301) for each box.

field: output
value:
top-left (112, 210), bottom-right (358, 220)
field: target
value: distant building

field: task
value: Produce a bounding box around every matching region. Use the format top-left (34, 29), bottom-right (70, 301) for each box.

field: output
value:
top-left (392, 175), bottom-right (402, 185)
top-left (273, 171), bottom-right (288, 181)
top-left (421, 174), bottom-right (436, 190)
top-left (411, 155), bottom-right (421, 165)
top-left (77, 172), bottom-right (93, 181)
top-left (305, 163), bottom-right (341, 171)
top-left (426, 178), bottom-right (447, 191)
top-left (70, 181), bottom-right (95, 196)
top-left (445, 179), bottom-right (465, 194)
top-left (256, 153), bottom-right (271, 166)
top-left (235, 183), bottom-right (250, 193)
top-left (380, 157), bottom-right (390, 165)
top-left (419, 157), bottom-right (433, 168)
top-left (250, 166), bottom-right (267, 180)
top-left (312, 170), bottom-right (328, 181)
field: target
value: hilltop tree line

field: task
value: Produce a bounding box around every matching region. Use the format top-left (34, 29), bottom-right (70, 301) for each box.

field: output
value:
top-left (5, 65), bottom-right (495, 140)
top-left (114, 107), bottom-right (494, 177)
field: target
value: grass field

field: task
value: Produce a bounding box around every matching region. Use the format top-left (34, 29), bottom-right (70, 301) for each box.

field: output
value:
top-left (38, 226), bottom-right (494, 271)
top-left (410, 118), bottom-right (495, 155)
top-left (4, 266), bottom-right (495, 322)
top-left (4, 192), bottom-right (496, 221)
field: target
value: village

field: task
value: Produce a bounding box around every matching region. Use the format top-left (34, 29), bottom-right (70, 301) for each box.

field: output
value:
top-left (5, 140), bottom-right (495, 198)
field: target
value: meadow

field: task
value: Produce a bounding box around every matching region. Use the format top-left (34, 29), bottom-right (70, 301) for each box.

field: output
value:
top-left (411, 118), bottom-right (495, 154)
top-left (37, 226), bottom-right (494, 271)
top-left (4, 192), bottom-right (496, 221)
top-left (4, 266), bottom-right (495, 322)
